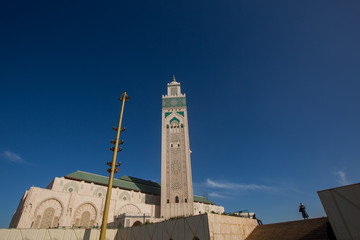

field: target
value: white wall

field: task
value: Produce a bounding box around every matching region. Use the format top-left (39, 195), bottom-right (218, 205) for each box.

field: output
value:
top-left (318, 183), bottom-right (360, 240)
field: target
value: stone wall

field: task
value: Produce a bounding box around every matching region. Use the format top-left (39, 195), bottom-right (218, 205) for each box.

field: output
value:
top-left (2, 213), bottom-right (257, 240)
top-left (208, 214), bottom-right (258, 240)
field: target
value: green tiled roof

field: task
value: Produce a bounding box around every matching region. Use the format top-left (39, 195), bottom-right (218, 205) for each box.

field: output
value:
top-left (119, 175), bottom-right (161, 188)
top-left (193, 195), bottom-right (215, 205)
top-left (65, 171), bottom-right (161, 195)
top-left (64, 171), bottom-right (215, 205)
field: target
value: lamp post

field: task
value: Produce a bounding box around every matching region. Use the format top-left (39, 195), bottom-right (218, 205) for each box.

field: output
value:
top-left (99, 92), bottom-right (129, 240)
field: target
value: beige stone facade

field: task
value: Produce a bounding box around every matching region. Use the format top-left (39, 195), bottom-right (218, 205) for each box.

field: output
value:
top-left (10, 173), bottom-right (224, 229)
top-left (10, 175), bottom-right (160, 229)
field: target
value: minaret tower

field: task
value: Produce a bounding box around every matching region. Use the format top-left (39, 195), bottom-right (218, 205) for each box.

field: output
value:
top-left (161, 76), bottom-right (194, 219)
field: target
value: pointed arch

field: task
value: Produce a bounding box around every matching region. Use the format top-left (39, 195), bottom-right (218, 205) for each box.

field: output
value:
top-left (33, 198), bottom-right (63, 228)
top-left (170, 117), bottom-right (180, 124)
top-left (73, 203), bottom-right (97, 228)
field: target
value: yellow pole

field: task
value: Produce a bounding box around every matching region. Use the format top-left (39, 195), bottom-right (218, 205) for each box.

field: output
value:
top-left (99, 92), bottom-right (128, 240)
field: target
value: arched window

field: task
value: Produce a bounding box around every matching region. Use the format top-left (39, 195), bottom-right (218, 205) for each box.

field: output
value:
top-left (133, 221), bottom-right (142, 227)
top-left (175, 196), bottom-right (179, 203)
top-left (39, 207), bottom-right (55, 228)
top-left (80, 211), bottom-right (91, 227)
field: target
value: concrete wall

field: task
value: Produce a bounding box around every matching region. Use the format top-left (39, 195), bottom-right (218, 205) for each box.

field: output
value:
top-left (0, 228), bottom-right (116, 240)
top-left (318, 183), bottom-right (360, 240)
top-left (208, 214), bottom-right (258, 240)
top-left (1, 213), bottom-right (257, 240)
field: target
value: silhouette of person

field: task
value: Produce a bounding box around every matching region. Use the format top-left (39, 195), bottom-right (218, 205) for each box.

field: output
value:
top-left (299, 202), bottom-right (309, 220)
top-left (253, 213), bottom-right (263, 225)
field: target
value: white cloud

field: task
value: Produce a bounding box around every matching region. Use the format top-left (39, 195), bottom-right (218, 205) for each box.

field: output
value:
top-left (208, 192), bottom-right (229, 199)
top-left (334, 170), bottom-right (350, 186)
top-left (1, 150), bottom-right (27, 164)
top-left (206, 178), bottom-right (276, 191)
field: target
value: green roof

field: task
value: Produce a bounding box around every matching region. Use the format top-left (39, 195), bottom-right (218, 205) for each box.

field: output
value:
top-left (65, 171), bottom-right (161, 195)
top-left (64, 171), bottom-right (216, 205)
top-left (193, 195), bottom-right (215, 205)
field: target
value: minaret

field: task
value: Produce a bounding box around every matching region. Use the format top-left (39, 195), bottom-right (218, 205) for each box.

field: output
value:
top-left (161, 76), bottom-right (194, 219)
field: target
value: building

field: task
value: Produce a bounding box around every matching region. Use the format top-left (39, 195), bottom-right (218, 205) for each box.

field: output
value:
top-left (9, 78), bottom-right (224, 229)
top-left (161, 76), bottom-right (194, 219)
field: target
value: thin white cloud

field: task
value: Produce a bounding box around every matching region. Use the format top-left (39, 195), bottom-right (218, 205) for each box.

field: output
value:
top-left (208, 192), bottom-right (229, 199)
top-left (1, 150), bottom-right (28, 164)
top-left (206, 178), bottom-right (276, 191)
top-left (334, 170), bottom-right (350, 186)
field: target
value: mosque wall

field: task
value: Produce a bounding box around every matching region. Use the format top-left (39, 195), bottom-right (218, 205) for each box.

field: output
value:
top-left (10, 177), bottom-right (221, 229)
top-left (10, 177), bottom-right (160, 229)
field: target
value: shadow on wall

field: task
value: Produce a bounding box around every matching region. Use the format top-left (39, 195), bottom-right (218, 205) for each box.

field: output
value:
top-left (83, 229), bottom-right (91, 240)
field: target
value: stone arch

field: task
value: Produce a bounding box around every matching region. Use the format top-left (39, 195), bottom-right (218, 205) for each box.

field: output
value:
top-left (119, 191), bottom-right (131, 202)
top-left (33, 198), bottom-right (63, 228)
top-left (93, 187), bottom-right (106, 198)
top-left (132, 221), bottom-right (142, 227)
top-left (172, 191), bottom-right (182, 202)
top-left (118, 204), bottom-right (142, 215)
top-left (62, 182), bottom-right (79, 193)
top-left (169, 117), bottom-right (180, 124)
top-left (73, 203), bottom-right (97, 228)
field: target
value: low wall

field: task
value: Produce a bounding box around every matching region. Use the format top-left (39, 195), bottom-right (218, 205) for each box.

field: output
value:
top-left (208, 214), bottom-right (258, 240)
top-left (0, 228), bottom-right (115, 240)
top-left (0, 213), bottom-right (257, 240)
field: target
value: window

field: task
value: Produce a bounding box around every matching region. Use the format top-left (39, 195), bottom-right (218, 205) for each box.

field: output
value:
top-left (167, 199), bottom-right (169, 203)
top-left (175, 196), bottom-right (179, 203)
top-left (185, 199), bottom-right (187, 202)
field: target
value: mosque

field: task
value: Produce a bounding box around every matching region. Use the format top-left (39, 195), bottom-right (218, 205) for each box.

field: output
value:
top-left (9, 78), bottom-right (225, 229)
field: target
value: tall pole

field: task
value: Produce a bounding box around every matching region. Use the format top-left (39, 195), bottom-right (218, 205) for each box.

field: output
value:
top-left (99, 92), bottom-right (129, 240)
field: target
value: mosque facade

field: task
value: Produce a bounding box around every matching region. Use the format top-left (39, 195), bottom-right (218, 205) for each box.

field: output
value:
top-left (9, 79), bottom-right (224, 229)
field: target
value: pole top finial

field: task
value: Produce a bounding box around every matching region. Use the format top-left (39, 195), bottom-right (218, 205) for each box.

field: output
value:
top-left (172, 74), bottom-right (176, 82)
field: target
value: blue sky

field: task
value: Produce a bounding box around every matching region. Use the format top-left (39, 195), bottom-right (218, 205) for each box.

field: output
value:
top-left (1, 0), bottom-right (360, 227)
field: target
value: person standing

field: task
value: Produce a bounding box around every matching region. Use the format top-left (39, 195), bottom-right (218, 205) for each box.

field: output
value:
top-left (299, 203), bottom-right (309, 220)
top-left (253, 213), bottom-right (263, 225)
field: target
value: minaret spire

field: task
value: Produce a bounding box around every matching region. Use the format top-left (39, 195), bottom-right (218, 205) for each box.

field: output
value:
top-left (161, 78), bottom-right (194, 219)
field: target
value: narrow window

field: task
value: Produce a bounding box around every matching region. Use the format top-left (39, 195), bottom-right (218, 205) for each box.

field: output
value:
top-left (175, 196), bottom-right (179, 203)
top-left (185, 198), bottom-right (187, 202)
top-left (167, 199), bottom-right (169, 203)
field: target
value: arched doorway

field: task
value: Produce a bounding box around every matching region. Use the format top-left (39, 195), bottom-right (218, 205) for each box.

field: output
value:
top-left (132, 221), bottom-right (142, 227)
top-left (33, 199), bottom-right (63, 229)
top-left (73, 203), bottom-right (97, 228)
